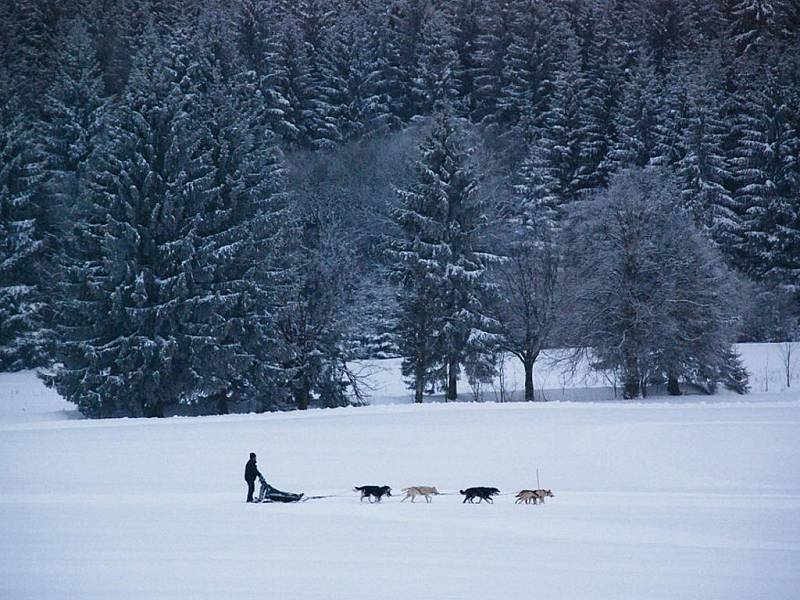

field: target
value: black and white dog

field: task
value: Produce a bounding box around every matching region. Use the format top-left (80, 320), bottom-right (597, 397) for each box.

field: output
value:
top-left (354, 485), bottom-right (392, 502)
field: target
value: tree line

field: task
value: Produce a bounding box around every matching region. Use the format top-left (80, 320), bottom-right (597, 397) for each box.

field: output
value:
top-left (0, 0), bottom-right (798, 416)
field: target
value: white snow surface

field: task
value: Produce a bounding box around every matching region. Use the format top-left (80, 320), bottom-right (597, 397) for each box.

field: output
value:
top-left (2, 344), bottom-right (800, 599)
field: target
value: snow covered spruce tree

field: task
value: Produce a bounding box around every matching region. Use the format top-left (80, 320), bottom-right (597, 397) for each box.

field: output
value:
top-left (516, 35), bottom-right (594, 221)
top-left (668, 51), bottom-right (738, 246)
top-left (357, 0), bottom-right (413, 135)
top-left (37, 18), bottom-right (105, 196)
top-left (193, 57), bottom-right (293, 415)
top-left (727, 0), bottom-right (796, 55)
top-left (416, 9), bottom-right (460, 114)
top-left (562, 168), bottom-right (748, 398)
top-left (731, 59), bottom-right (800, 296)
top-left (271, 18), bottom-right (341, 150)
top-left (391, 112), bottom-right (499, 402)
top-left (470, 0), bottom-right (514, 128)
top-left (34, 17), bottom-right (106, 311)
top-left (50, 25), bottom-right (213, 417)
top-left (494, 2), bottom-right (573, 164)
top-left (315, 7), bottom-right (374, 142)
top-left (601, 53), bottom-right (664, 175)
top-left (447, 0), bottom-right (483, 119)
top-left (0, 73), bottom-right (48, 370)
top-left (50, 24), bottom-right (288, 417)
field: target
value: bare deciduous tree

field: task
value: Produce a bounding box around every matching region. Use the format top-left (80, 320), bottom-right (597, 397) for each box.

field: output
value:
top-left (493, 235), bottom-right (559, 401)
top-left (779, 336), bottom-right (799, 389)
top-left (561, 168), bottom-right (748, 398)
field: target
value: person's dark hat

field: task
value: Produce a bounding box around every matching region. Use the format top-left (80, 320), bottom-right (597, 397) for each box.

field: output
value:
top-left (249, 452), bottom-right (256, 459)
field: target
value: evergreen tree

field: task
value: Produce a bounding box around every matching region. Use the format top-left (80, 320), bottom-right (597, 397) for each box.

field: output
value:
top-left (579, 1), bottom-right (630, 189)
top-left (194, 57), bottom-right (293, 413)
top-left (391, 113), bottom-right (498, 402)
top-left (732, 59), bottom-right (800, 291)
top-left (515, 36), bottom-right (593, 225)
top-left (293, 1), bottom-right (348, 149)
top-left (471, 0), bottom-right (514, 126)
top-left (4, 0), bottom-right (65, 111)
top-left (497, 1), bottom-right (563, 136)
top-left (234, 1), bottom-right (298, 144)
top-left (685, 0), bottom-right (726, 44)
top-left (52, 25), bottom-right (220, 417)
top-left (639, 0), bottom-right (691, 70)
top-left (37, 18), bottom-right (105, 226)
top-left (671, 51), bottom-right (738, 245)
top-left (32, 18), bottom-right (107, 363)
top-left (0, 75), bottom-right (48, 370)
top-left (416, 9), bottom-right (459, 114)
top-left (360, 0), bottom-right (405, 135)
top-left (276, 216), bottom-right (362, 409)
top-left (726, 0), bottom-right (792, 54)
top-left (235, 0), bottom-right (273, 75)
top-left (390, 0), bottom-right (433, 122)
top-left (602, 53), bottom-right (664, 173)
top-left (83, 0), bottom-right (144, 95)
top-left (318, 8), bottom-right (372, 141)
top-left (270, 20), bottom-right (340, 149)
top-left (447, 0), bottom-right (483, 118)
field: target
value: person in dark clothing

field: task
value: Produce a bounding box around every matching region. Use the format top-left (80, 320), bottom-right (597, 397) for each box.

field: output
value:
top-left (244, 452), bottom-right (264, 503)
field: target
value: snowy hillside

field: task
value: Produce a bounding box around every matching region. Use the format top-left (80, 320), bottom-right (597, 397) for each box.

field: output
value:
top-left (1, 349), bottom-right (799, 599)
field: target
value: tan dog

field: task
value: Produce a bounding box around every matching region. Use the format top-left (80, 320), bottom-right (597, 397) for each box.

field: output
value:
top-left (515, 490), bottom-right (537, 504)
top-left (401, 486), bottom-right (440, 503)
top-left (515, 489), bottom-right (554, 504)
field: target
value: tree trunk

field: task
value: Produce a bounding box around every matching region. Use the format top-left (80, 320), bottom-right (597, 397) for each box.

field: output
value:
top-left (446, 360), bottom-right (458, 401)
top-left (147, 401), bottom-right (165, 418)
top-left (414, 368), bottom-right (424, 404)
top-left (667, 375), bottom-right (681, 396)
top-left (524, 360), bottom-right (535, 402)
top-left (215, 393), bottom-right (230, 415)
top-left (622, 351), bottom-right (641, 399)
top-left (294, 379), bottom-right (310, 410)
top-left (786, 346), bottom-right (792, 388)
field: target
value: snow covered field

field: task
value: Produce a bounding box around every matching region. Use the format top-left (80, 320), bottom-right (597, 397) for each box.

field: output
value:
top-left (1, 347), bottom-right (800, 599)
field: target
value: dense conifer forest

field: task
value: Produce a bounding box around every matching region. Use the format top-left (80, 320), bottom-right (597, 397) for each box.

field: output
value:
top-left (1, 0), bottom-right (798, 415)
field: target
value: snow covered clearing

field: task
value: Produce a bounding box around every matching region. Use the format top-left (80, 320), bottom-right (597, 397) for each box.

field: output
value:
top-left (359, 342), bottom-right (800, 404)
top-left (1, 346), bottom-right (799, 599)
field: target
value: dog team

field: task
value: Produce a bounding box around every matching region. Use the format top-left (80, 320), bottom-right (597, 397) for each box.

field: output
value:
top-left (353, 485), bottom-right (555, 504)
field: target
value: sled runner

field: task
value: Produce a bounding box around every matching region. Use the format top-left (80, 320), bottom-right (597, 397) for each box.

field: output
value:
top-left (256, 479), bottom-right (304, 503)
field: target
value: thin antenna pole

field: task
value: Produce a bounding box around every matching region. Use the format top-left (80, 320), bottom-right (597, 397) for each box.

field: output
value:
top-left (536, 468), bottom-right (540, 489)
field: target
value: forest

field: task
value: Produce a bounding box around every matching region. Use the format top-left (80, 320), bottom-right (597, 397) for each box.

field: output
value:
top-left (1, 0), bottom-right (798, 416)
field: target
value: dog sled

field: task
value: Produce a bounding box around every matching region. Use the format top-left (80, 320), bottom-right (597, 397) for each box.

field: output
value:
top-left (256, 478), bottom-right (304, 503)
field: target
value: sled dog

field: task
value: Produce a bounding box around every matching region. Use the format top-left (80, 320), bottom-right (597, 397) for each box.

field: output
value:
top-left (460, 487), bottom-right (500, 503)
top-left (515, 489), bottom-right (554, 504)
top-left (401, 486), bottom-right (440, 503)
top-left (354, 485), bottom-right (392, 502)
top-left (515, 490), bottom-right (537, 504)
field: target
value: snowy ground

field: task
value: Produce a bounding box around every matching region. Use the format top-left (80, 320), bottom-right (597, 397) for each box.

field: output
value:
top-left (359, 341), bottom-right (800, 404)
top-left (1, 346), bottom-right (800, 599)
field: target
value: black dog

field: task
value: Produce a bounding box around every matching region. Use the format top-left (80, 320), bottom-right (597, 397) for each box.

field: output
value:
top-left (460, 487), bottom-right (500, 503)
top-left (354, 485), bottom-right (392, 502)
